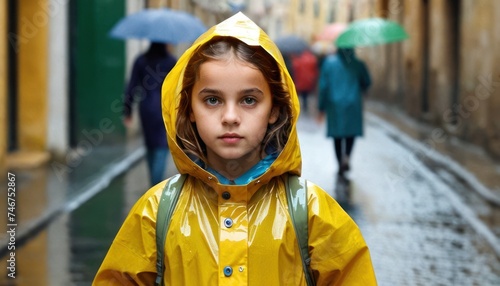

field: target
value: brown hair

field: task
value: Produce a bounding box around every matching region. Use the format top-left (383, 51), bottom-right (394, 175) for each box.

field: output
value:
top-left (176, 36), bottom-right (293, 164)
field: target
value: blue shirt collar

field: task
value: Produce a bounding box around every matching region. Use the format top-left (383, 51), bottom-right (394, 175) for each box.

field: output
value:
top-left (206, 153), bottom-right (278, 185)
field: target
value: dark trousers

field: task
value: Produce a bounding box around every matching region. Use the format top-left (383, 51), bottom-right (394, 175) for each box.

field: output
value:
top-left (299, 91), bottom-right (310, 112)
top-left (333, 137), bottom-right (355, 167)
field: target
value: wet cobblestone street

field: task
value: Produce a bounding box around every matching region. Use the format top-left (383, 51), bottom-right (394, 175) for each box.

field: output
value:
top-left (299, 112), bottom-right (500, 285)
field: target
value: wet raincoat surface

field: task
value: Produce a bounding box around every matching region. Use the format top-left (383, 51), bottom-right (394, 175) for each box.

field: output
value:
top-left (93, 13), bottom-right (376, 286)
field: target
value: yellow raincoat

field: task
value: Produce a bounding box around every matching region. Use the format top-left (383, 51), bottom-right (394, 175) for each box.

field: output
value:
top-left (93, 12), bottom-right (377, 286)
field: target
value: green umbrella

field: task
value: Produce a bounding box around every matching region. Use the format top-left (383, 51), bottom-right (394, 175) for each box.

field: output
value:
top-left (335, 17), bottom-right (409, 48)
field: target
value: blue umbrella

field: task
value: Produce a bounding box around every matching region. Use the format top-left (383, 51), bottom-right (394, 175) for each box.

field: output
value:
top-left (274, 35), bottom-right (309, 55)
top-left (109, 8), bottom-right (207, 44)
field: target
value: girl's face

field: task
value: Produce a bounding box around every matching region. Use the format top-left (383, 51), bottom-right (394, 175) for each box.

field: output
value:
top-left (190, 58), bottom-right (278, 179)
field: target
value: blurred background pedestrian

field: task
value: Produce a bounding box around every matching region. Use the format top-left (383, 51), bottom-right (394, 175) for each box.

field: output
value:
top-left (291, 49), bottom-right (319, 114)
top-left (123, 42), bottom-right (176, 186)
top-left (317, 47), bottom-right (371, 178)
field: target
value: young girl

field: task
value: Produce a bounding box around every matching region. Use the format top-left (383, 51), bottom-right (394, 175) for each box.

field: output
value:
top-left (93, 12), bottom-right (376, 285)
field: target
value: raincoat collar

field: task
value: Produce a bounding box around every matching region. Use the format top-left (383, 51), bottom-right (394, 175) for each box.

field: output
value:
top-left (161, 12), bottom-right (301, 194)
top-left (206, 153), bottom-right (278, 185)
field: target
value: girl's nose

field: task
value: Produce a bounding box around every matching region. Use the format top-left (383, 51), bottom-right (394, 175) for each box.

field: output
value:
top-left (221, 104), bottom-right (240, 125)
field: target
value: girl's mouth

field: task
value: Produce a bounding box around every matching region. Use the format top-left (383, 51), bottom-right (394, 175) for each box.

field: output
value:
top-left (220, 133), bottom-right (243, 144)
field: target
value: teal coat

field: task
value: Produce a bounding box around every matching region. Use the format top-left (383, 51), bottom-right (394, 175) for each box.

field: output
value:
top-left (318, 49), bottom-right (371, 138)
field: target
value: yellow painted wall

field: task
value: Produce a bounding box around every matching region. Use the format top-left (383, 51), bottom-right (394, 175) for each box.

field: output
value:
top-left (18, 0), bottom-right (48, 151)
top-left (459, 0), bottom-right (498, 151)
top-left (489, 2), bottom-right (500, 156)
top-left (0, 1), bottom-right (6, 174)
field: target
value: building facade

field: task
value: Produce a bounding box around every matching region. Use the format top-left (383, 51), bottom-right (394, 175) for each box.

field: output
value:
top-left (260, 0), bottom-right (500, 159)
top-left (362, 0), bottom-right (500, 159)
top-left (0, 0), bottom-right (234, 176)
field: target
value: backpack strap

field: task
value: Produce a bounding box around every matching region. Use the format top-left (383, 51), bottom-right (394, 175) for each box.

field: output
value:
top-left (155, 174), bottom-right (187, 286)
top-left (286, 174), bottom-right (315, 286)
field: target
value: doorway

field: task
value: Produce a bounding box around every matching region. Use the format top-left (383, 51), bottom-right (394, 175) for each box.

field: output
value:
top-left (448, 0), bottom-right (461, 125)
top-left (7, 0), bottom-right (18, 151)
top-left (421, 0), bottom-right (430, 115)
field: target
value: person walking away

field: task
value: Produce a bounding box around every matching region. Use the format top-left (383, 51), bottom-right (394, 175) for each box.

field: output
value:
top-left (292, 49), bottom-right (319, 114)
top-left (317, 47), bottom-right (371, 178)
top-left (93, 13), bottom-right (376, 285)
top-left (123, 42), bottom-right (177, 186)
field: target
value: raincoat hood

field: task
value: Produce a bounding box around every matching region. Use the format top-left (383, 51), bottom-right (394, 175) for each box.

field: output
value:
top-left (162, 12), bottom-right (301, 189)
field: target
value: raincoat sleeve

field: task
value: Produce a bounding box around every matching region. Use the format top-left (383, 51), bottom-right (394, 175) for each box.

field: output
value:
top-left (317, 56), bottom-right (333, 113)
top-left (92, 183), bottom-right (165, 286)
top-left (307, 183), bottom-right (377, 285)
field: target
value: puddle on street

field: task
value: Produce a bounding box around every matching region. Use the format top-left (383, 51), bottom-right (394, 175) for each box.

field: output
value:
top-left (0, 172), bottom-right (139, 285)
top-left (69, 177), bottom-right (128, 285)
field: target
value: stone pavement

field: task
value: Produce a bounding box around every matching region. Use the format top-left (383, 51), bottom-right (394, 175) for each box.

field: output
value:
top-left (365, 100), bottom-right (500, 207)
top-left (0, 137), bottom-right (145, 255)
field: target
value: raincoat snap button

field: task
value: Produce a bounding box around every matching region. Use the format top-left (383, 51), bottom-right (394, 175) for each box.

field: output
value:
top-left (222, 191), bottom-right (231, 200)
top-left (224, 218), bottom-right (233, 228)
top-left (223, 266), bottom-right (233, 277)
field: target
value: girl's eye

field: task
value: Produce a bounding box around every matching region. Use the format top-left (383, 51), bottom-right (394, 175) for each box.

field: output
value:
top-left (242, 97), bottom-right (256, 105)
top-left (205, 97), bottom-right (220, 106)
